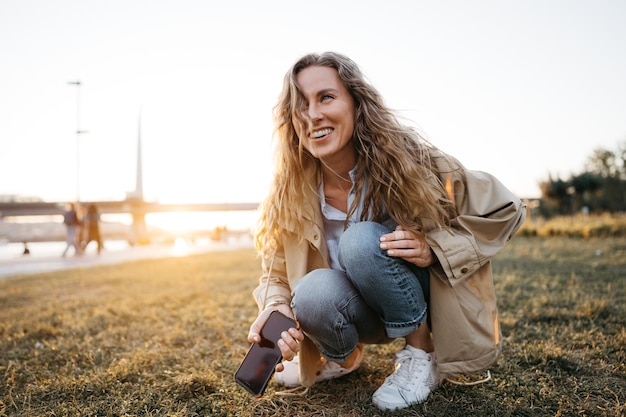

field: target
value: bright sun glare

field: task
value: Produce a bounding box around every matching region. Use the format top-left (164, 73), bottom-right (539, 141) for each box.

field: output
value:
top-left (170, 237), bottom-right (189, 256)
top-left (144, 211), bottom-right (259, 233)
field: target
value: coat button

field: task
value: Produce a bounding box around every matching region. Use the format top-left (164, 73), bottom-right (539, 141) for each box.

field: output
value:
top-left (461, 267), bottom-right (469, 274)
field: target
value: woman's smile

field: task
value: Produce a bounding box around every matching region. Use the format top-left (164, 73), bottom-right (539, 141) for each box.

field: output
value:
top-left (312, 128), bottom-right (334, 139)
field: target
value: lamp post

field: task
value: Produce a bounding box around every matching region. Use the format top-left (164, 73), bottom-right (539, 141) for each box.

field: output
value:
top-left (67, 81), bottom-right (87, 202)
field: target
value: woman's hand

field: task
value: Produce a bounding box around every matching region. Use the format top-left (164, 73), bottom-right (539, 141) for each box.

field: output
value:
top-left (379, 225), bottom-right (435, 267)
top-left (247, 303), bottom-right (304, 373)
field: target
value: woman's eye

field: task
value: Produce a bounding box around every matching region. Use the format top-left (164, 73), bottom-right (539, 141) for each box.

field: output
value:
top-left (321, 94), bottom-right (334, 102)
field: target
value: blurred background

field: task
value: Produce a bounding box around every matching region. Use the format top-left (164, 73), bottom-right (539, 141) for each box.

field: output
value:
top-left (1, 0), bottom-right (625, 253)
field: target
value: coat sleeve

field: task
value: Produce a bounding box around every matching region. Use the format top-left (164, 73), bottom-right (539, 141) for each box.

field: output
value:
top-left (425, 152), bottom-right (526, 287)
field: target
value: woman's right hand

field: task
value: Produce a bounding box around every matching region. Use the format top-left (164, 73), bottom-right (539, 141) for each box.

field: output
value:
top-left (247, 303), bottom-right (303, 372)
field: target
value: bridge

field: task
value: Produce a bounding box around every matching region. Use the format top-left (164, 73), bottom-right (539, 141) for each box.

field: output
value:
top-left (0, 115), bottom-right (260, 245)
top-left (0, 200), bottom-right (260, 245)
top-left (0, 200), bottom-right (259, 218)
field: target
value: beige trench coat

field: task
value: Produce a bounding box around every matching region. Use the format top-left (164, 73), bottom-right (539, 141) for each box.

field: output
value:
top-left (253, 149), bottom-right (527, 386)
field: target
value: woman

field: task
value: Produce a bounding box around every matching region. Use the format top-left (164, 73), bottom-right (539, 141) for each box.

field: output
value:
top-left (61, 202), bottom-right (82, 257)
top-left (247, 52), bottom-right (526, 411)
top-left (81, 204), bottom-right (103, 254)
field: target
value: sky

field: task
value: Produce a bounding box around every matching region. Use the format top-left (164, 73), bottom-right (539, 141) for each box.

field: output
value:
top-left (1, 0), bottom-right (625, 205)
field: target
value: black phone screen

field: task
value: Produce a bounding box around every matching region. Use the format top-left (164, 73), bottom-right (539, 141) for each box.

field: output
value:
top-left (234, 310), bottom-right (297, 397)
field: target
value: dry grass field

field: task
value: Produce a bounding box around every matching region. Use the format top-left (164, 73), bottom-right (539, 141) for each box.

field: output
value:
top-left (0, 236), bottom-right (624, 416)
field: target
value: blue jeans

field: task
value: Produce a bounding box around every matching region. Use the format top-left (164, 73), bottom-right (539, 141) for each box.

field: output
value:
top-left (62, 225), bottom-right (80, 256)
top-left (291, 221), bottom-right (430, 362)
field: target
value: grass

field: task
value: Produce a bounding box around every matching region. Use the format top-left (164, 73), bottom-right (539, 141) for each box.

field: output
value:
top-left (518, 213), bottom-right (626, 238)
top-left (0, 237), bottom-right (624, 416)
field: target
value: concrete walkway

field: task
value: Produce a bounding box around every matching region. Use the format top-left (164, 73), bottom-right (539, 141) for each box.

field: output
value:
top-left (0, 238), bottom-right (253, 279)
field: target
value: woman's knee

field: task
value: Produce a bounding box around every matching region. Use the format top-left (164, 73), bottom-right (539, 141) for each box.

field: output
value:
top-left (291, 269), bottom-right (349, 316)
top-left (338, 221), bottom-right (387, 266)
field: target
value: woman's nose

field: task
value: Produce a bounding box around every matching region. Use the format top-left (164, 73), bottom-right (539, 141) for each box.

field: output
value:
top-left (307, 103), bottom-right (322, 120)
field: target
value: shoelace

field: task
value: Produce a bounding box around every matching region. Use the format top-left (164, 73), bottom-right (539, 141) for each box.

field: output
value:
top-left (387, 349), bottom-right (427, 387)
top-left (275, 386), bottom-right (309, 397)
top-left (446, 370), bottom-right (492, 386)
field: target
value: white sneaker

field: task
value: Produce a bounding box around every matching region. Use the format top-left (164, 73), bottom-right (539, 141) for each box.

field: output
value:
top-left (372, 345), bottom-right (438, 411)
top-left (273, 355), bottom-right (301, 387)
top-left (274, 343), bottom-right (364, 388)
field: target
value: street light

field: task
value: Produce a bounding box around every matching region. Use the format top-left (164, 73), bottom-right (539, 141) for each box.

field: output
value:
top-left (67, 81), bottom-right (88, 202)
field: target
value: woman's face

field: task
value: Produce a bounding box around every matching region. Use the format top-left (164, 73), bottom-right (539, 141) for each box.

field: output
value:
top-left (294, 65), bottom-right (356, 165)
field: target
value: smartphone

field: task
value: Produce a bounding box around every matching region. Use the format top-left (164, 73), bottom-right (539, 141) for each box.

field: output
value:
top-left (234, 310), bottom-right (297, 397)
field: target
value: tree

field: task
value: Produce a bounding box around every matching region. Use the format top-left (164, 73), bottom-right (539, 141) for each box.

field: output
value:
top-left (618, 140), bottom-right (626, 180)
top-left (540, 139), bottom-right (626, 216)
top-left (586, 148), bottom-right (617, 178)
top-left (539, 175), bottom-right (573, 216)
top-left (571, 172), bottom-right (603, 211)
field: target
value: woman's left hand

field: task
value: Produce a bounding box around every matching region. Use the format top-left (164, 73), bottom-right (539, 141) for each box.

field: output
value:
top-left (379, 225), bottom-right (434, 267)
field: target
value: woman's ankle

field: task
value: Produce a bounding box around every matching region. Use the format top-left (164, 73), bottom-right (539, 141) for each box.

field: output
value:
top-left (405, 325), bottom-right (434, 352)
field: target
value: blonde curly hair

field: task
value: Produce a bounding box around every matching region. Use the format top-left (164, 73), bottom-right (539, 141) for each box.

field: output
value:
top-left (255, 52), bottom-right (454, 257)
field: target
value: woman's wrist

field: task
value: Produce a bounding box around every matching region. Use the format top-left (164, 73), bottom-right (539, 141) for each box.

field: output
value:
top-left (263, 301), bottom-right (295, 321)
top-left (264, 300), bottom-right (289, 311)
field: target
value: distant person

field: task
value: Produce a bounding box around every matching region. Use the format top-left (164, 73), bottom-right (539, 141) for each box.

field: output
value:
top-left (61, 203), bottom-right (82, 257)
top-left (246, 52), bottom-right (526, 411)
top-left (22, 242), bottom-right (30, 256)
top-left (81, 204), bottom-right (103, 254)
